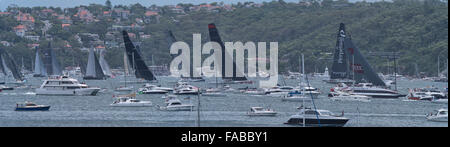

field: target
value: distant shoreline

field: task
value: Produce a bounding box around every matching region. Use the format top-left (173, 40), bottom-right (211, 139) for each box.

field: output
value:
top-left (0, 0), bottom-right (383, 11)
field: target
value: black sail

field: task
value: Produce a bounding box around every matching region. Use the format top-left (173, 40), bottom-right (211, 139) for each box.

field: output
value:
top-left (330, 23), bottom-right (350, 79)
top-left (207, 23), bottom-right (247, 81)
top-left (0, 48), bottom-right (24, 81)
top-left (43, 43), bottom-right (62, 76)
top-left (122, 30), bottom-right (156, 81)
top-left (344, 37), bottom-right (386, 86)
top-left (0, 52), bottom-right (6, 76)
top-left (84, 48), bottom-right (105, 80)
top-left (167, 30), bottom-right (202, 80)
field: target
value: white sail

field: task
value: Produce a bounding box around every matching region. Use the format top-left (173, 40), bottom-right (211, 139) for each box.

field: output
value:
top-left (34, 50), bottom-right (47, 76)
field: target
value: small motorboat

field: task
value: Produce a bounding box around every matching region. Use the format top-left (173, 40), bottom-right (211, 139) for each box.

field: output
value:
top-left (15, 101), bottom-right (50, 111)
top-left (138, 87), bottom-right (169, 94)
top-left (0, 85), bottom-right (14, 90)
top-left (143, 84), bottom-right (173, 91)
top-left (282, 93), bottom-right (312, 102)
top-left (110, 93), bottom-right (152, 107)
top-left (174, 87), bottom-right (200, 95)
top-left (158, 98), bottom-right (194, 111)
top-left (426, 109), bottom-right (448, 122)
top-left (407, 90), bottom-right (434, 101)
top-left (246, 107), bottom-right (277, 116)
top-left (299, 86), bottom-right (321, 97)
top-left (285, 108), bottom-right (349, 127)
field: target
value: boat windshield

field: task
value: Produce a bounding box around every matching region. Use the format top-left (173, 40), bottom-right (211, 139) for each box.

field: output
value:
top-left (25, 103), bottom-right (37, 106)
top-left (320, 111), bottom-right (334, 116)
top-left (253, 108), bottom-right (263, 111)
top-left (439, 111), bottom-right (448, 115)
top-left (130, 99), bottom-right (140, 102)
top-left (171, 102), bottom-right (182, 105)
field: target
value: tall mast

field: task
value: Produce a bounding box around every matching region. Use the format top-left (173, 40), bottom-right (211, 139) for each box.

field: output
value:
top-left (197, 88), bottom-right (201, 127)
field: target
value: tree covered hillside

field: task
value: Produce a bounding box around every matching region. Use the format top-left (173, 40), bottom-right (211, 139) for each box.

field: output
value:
top-left (0, 0), bottom-right (447, 76)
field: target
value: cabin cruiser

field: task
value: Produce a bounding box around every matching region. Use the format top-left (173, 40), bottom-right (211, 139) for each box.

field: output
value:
top-left (298, 86), bottom-right (321, 97)
top-left (138, 87), bottom-right (169, 94)
top-left (333, 83), bottom-right (405, 99)
top-left (143, 84), bottom-right (173, 91)
top-left (174, 86), bottom-right (199, 95)
top-left (328, 91), bottom-right (371, 102)
top-left (246, 107), bottom-right (277, 116)
top-left (138, 84), bottom-right (170, 94)
top-left (413, 87), bottom-right (447, 99)
top-left (265, 88), bottom-right (289, 97)
top-left (407, 90), bottom-right (434, 101)
top-left (285, 108), bottom-right (349, 127)
top-left (0, 85), bottom-right (14, 90)
top-left (265, 86), bottom-right (295, 97)
top-left (282, 92), bottom-right (312, 102)
top-left (426, 109), bottom-right (448, 122)
top-left (110, 93), bottom-right (152, 107)
top-left (15, 101), bottom-right (50, 111)
top-left (158, 98), bottom-right (194, 111)
top-left (35, 76), bottom-right (100, 96)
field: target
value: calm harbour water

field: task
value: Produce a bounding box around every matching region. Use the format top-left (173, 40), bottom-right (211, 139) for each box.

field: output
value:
top-left (0, 76), bottom-right (447, 127)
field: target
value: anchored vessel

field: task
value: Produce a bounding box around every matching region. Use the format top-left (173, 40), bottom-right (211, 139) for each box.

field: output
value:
top-left (35, 76), bottom-right (100, 96)
top-left (247, 107), bottom-right (277, 116)
top-left (15, 101), bottom-right (50, 111)
top-left (426, 109), bottom-right (448, 122)
top-left (158, 98), bottom-right (194, 111)
top-left (110, 93), bottom-right (152, 107)
top-left (285, 108), bottom-right (349, 127)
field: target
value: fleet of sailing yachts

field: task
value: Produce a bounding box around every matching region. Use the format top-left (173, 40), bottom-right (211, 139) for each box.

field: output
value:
top-left (2, 23), bottom-right (448, 126)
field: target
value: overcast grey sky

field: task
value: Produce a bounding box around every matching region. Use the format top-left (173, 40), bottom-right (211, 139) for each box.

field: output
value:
top-left (0, 0), bottom-right (381, 11)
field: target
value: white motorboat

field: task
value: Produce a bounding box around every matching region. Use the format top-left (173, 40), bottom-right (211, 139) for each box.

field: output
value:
top-left (426, 109), bottom-right (448, 122)
top-left (285, 108), bottom-right (349, 127)
top-left (329, 91), bottom-right (371, 102)
top-left (299, 86), bottom-right (321, 97)
top-left (35, 76), bottom-right (100, 96)
top-left (246, 107), bottom-right (277, 116)
top-left (174, 86), bottom-right (199, 95)
top-left (282, 93), bottom-right (312, 102)
top-left (413, 87), bottom-right (447, 99)
top-left (407, 90), bottom-right (434, 101)
top-left (335, 83), bottom-right (405, 99)
top-left (143, 84), bottom-right (173, 91)
top-left (266, 88), bottom-right (289, 97)
top-left (110, 93), bottom-right (152, 107)
top-left (158, 98), bottom-right (194, 111)
top-left (138, 87), bottom-right (169, 94)
top-left (202, 88), bottom-right (227, 97)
